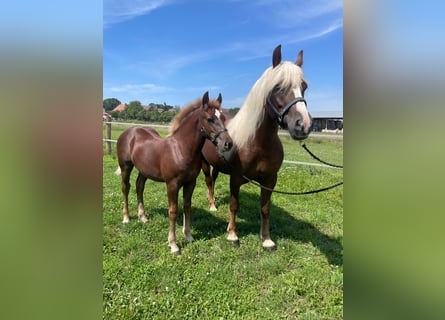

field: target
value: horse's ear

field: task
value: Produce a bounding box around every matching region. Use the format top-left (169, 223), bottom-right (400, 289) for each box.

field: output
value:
top-left (202, 91), bottom-right (209, 106)
top-left (295, 50), bottom-right (303, 67)
top-left (272, 44), bottom-right (282, 68)
top-left (217, 93), bottom-right (222, 104)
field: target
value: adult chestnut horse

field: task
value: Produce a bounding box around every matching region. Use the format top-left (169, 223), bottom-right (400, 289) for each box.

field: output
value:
top-left (116, 92), bottom-right (233, 254)
top-left (201, 45), bottom-right (313, 250)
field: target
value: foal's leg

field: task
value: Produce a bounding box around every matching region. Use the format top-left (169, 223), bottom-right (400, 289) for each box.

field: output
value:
top-left (120, 163), bottom-right (133, 223)
top-left (211, 168), bottom-right (220, 208)
top-left (135, 173), bottom-right (148, 223)
top-left (166, 181), bottom-right (180, 254)
top-left (259, 175), bottom-right (278, 250)
top-left (202, 161), bottom-right (217, 211)
top-left (182, 179), bottom-right (196, 243)
top-left (227, 176), bottom-right (242, 246)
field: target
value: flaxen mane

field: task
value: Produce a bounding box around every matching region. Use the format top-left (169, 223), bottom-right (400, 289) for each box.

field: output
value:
top-left (227, 61), bottom-right (306, 148)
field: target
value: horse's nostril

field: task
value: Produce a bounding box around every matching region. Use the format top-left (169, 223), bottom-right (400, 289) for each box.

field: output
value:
top-left (225, 141), bottom-right (233, 150)
top-left (296, 119), bottom-right (302, 127)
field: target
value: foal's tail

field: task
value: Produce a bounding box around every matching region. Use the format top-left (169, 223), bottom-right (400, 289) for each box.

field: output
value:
top-left (114, 166), bottom-right (121, 175)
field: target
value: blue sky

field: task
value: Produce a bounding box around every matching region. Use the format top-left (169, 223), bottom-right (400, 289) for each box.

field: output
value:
top-left (103, 0), bottom-right (343, 115)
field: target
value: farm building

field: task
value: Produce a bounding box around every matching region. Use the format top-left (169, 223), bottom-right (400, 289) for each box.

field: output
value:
top-left (112, 103), bottom-right (126, 112)
top-left (310, 110), bottom-right (343, 133)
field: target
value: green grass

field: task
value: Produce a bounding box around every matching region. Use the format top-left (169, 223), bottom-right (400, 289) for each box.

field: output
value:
top-left (103, 123), bottom-right (343, 319)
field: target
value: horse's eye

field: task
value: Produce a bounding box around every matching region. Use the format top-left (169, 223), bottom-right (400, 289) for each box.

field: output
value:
top-left (207, 117), bottom-right (214, 123)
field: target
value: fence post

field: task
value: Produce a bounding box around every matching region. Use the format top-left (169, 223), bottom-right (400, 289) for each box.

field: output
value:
top-left (106, 122), bottom-right (112, 154)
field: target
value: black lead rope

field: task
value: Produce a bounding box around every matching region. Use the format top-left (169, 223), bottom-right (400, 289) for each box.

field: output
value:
top-left (220, 143), bottom-right (343, 195)
top-left (238, 174), bottom-right (343, 195)
top-left (300, 142), bottom-right (343, 168)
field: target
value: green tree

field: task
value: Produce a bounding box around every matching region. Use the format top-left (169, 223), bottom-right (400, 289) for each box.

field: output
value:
top-left (228, 108), bottom-right (240, 116)
top-left (126, 101), bottom-right (143, 119)
top-left (103, 98), bottom-right (121, 112)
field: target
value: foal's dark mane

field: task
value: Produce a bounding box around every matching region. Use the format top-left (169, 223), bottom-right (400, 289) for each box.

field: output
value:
top-left (168, 97), bottom-right (221, 136)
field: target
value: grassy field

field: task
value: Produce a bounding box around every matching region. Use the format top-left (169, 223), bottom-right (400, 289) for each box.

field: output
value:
top-left (103, 123), bottom-right (343, 319)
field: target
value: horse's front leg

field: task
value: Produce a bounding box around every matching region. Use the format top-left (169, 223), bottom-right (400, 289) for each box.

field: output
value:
top-left (166, 181), bottom-right (180, 255)
top-left (136, 173), bottom-right (148, 223)
top-left (202, 160), bottom-right (217, 211)
top-left (227, 176), bottom-right (241, 246)
top-left (260, 175), bottom-right (277, 250)
top-left (182, 179), bottom-right (196, 243)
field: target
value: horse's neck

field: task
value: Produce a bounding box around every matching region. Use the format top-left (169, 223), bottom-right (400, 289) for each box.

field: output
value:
top-left (169, 111), bottom-right (204, 157)
top-left (254, 106), bottom-right (280, 146)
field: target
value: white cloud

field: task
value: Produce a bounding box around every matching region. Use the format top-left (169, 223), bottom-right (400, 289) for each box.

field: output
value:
top-left (252, 0), bottom-right (342, 27)
top-left (103, 83), bottom-right (222, 105)
top-left (291, 18), bottom-right (343, 43)
top-left (103, 0), bottom-right (173, 27)
top-left (105, 83), bottom-right (171, 96)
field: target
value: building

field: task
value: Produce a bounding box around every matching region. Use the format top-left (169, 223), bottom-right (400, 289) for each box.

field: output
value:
top-left (112, 103), bottom-right (126, 112)
top-left (310, 111), bottom-right (343, 132)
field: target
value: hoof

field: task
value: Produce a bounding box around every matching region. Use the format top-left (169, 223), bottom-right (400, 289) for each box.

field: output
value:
top-left (229, 239), bottom-right (240, 248)
top-left (209, 205), bottom-right (217, 212)
top-left (262, 239), bottom-right (276, 251)
top-left (263, 245), bottom-right (277, 252)
top-left (139, 215), bottom-right (148, 223)
top-left (170, 247), bottom-right (181, 256)
top-left (122, 217), bottom-right (130, 224)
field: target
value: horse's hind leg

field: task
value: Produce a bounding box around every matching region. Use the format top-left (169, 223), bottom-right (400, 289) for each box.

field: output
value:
top-left (227, 176), bottom-right (241, 246)
top-left (136, 173), bottom-right (148, 223)
top-left (182, 180), bottom-right (196, 243)
top-left (202, 161), bottom-right (217, 211)
top-left (120, 162), bottom-right (133, 223)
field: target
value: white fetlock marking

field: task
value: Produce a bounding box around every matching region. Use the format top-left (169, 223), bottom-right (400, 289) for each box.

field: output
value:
top-left (169, 244), bottom-right (180, 254)
top-left (122, 217), bottom-right (130, 224)
top-left (262, 239), bottom-right (276, 248)
top-left (139, 215), bottom-right (148, 223)
top-left (227, 234), bottom-right (238, 241)
top-left (182, 227), bottom-right (194, 243)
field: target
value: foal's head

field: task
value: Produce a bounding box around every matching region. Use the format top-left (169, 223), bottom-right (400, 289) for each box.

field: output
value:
top-left (200, 91), bottom-right (233, 155)
top-left (266, 45), bottom-right (313, 140)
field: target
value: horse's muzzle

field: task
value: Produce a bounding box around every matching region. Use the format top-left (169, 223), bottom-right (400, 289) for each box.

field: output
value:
top-left (289, 113), bottom-right (312, 140)
top-left (215, 130), bottom-right (233, 154)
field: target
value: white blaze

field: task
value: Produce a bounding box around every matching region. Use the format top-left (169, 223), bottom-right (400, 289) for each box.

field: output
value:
top-left (293, 88), bottom-right (311, 133)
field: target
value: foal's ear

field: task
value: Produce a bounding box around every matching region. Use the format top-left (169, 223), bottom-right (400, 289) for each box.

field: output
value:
top-left (202, 91), bottom-right (209, 106)
top-left (272, 44), bottom-right (282, 68)
top-left (217, 93), bottom-right (222, 104)
top-left (295, 50), bottom-right (303, 67)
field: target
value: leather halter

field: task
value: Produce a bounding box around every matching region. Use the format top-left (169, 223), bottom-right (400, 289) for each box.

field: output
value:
top-left (266, 96), bottom-right (307, 127)
top-left (199, 111), bottom-right (227, 146)
top-left (201, 126), bottom-right (228, 146)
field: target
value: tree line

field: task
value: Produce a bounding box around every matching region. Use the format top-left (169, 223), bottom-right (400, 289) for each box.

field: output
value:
top-left (103, 98), bottom-right (240, 123)
top-left (104, 98), bottom-right (180, 123)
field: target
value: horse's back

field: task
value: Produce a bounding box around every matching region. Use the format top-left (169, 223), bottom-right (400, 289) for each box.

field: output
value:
top-left (117, 127), bottom-right (162, 162)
